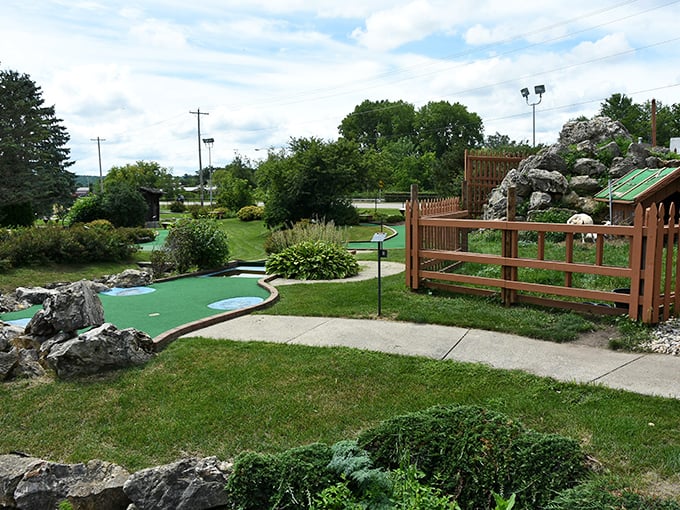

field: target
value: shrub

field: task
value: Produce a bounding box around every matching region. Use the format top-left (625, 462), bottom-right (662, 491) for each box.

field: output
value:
top-left (546, 481), bottom-right (680, 509)
top-left (186, 204), bottom-right (210, 219)
top-left (164, 218), bottom-right (229, 272)
top-left (87, 219), bottom-right (114, 230)
top-left (225, 443), bottom-right (336, 510)
top-left (266, 241), bottom-right (360, 280)
top-left (357, 405), bottom-right (587, 510)
top-left (237, 205), bottom-right (264, 222)
top-left (64, 194), bottom-right (105, 226)
top-left (525, 208), bottom-right (575, 243)
top-left (0, 225), bottom-right (137, 266)
top-left (168, 201), bottom-right (186, 213)
top-left (264, 221), bottom-right (348, 255)
top-left (101, 183), bottom-right (148, 227)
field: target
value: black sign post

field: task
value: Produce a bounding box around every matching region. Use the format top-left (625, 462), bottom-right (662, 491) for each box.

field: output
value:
top-left (371, 232), bottom-right (387, 316)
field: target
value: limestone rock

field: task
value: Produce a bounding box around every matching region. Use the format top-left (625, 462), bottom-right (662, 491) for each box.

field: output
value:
top-left (44, 323), bottom-right (155, 379)
top-left (0, 322), bottom-right (24, 351)
top-left (105, 270), bottom-right (152, 288)
top-left (25, 281), bottom-right (105, 338)
top-left (558, 116), bottom-right (631, 146)
top-left (529, 191), bottom-right (552, 210)
top-left (123, 457), bottom-right (232, 510)
top-left (0, 348), bottom-right (18, 381)
top-left (10, 348), bottom-right (46, 379)
top-left (572, 158), bottom-right (606, 177)
top-left (0, 453), bottom-right (44, 508)
top-left (11, 457), bottom-right (130, 510)
top-left (14, 287), bottom-right (60, 305)
top-left (569, 176), bottom-right (601, 195)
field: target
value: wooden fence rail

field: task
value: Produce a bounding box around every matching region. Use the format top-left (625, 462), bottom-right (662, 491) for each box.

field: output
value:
top-left (406, 190), bottom-right (680, 324)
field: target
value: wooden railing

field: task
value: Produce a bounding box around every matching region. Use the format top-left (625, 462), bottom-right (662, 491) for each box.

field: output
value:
top-left (406, 192), bottom-right (680, 324)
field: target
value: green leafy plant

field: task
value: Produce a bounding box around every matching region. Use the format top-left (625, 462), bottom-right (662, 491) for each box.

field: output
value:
top-left (168, 201), bottom-right (186, 213)
top-left (266, 240), bottom-right (360, 280)
top-left (164, 218), bottom-right (229, 272)
top-left (237, 205), bottom-right (265, 221)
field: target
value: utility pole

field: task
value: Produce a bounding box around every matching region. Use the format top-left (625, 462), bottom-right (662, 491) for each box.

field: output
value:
top-left (189, 109), bottom-right (209, 206)
top-left (90, 137), bottom-right (106, 192)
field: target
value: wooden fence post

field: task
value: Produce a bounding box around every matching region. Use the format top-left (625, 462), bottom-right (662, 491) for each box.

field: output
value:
top-left (406, 184), bottom-right (420, 290)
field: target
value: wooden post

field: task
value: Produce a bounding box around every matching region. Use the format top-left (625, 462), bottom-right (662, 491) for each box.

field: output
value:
top-left (406, 184), bottom-right (420, 290)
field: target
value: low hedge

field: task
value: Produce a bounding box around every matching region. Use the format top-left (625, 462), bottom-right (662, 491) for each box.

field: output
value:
top-left (356, 405), bottom-right (588, 510)
top-left (265, 240), bottom-right (360, 280)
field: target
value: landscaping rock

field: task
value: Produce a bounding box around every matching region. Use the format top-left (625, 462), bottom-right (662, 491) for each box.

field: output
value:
top-left (44, 323), bottom-right (155, 379)
top-left (123, 456), bottom-right (232, 510)
top-left (7, 456), bottom-right (130, 510)
top-left (558, 116), bottom-right (630, 146)
top-left (0, 348), bottom-right (18, 381)
top-left (105, 270), bottom-right (152, 288)
top-left (14, 287), bottom-right (60, 305)
top-left (573, 157), bottom-right (606, 177)
top-left (25, 281), bottom-right (105, 338)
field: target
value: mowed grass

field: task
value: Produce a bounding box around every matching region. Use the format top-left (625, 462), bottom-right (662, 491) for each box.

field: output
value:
top-left (2, 337), bottom-right (679, 497)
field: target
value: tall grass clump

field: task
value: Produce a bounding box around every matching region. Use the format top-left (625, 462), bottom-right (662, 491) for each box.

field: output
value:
top-left (264, 220), bottom-right (348, 255)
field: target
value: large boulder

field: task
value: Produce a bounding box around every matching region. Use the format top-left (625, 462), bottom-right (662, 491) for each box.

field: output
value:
top-left (1, 455), bottom-right (131, 510)
top-left (14, 287), bottom-right (60, 306)
top-left (104, 270), bottom-right (152, 288)
top-left (44, 323), bottom-right (155, 379)
top-left (25, 281), bottom-right (105, 338)
top-left (123, 457), bottom-right (232, 510)
top-left (558, 116), bottom-right (631, 146)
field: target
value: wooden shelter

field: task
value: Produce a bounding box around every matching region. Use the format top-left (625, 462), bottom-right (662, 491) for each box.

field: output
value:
top-left (595, 166), bottom-right (680, 224)
top-left (139, 187), bottom-right (164, 226)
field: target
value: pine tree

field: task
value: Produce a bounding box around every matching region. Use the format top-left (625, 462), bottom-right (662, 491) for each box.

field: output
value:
top-left (0, 68), bottom-right (75, 224)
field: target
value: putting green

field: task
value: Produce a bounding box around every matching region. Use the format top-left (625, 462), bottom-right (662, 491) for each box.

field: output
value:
top-left (347, 224), bottom-right (405, 250)
top-left (0, 273), bottom-right (270, 338)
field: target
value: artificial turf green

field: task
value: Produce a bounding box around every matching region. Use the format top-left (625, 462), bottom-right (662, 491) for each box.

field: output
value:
top-left (0, 274), bottom-right (270, 338)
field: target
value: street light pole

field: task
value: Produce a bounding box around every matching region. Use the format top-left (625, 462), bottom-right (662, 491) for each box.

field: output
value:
top-left (520, 85), bottom-right (545, 147)
top-left (202, 137), bottom-right (215, 206)
top-left (90, 137), bottom-right (106, 193)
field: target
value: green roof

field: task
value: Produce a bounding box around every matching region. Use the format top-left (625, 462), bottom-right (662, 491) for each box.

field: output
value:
top-left (594, 167), bottom-right (680, 202)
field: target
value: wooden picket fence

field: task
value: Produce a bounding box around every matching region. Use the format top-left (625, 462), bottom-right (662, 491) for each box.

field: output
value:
top-left (406, 190), bottom-right (680, 324)
top-left (463, 149), bottom-right (527, 217)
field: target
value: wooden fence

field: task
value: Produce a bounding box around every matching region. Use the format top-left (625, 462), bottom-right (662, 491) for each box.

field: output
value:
top-left (463, 149), bottom-right (527, 217)
top-left (406, 191), bottom-right (680, 324)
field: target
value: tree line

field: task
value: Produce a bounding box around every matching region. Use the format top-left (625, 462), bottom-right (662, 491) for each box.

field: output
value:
top-left (1, 65), bottom-right (678, 228)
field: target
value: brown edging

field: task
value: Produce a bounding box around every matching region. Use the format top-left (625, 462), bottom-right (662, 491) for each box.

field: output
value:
top-left (152, 274), bottom-right (279, 352)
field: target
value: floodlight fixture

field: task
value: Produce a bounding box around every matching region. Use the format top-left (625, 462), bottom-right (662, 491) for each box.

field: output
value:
top-left (520, 84), bottom-right (547, 147)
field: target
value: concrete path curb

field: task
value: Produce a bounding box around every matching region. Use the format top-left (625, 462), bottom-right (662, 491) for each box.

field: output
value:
top-left (186, 315), bottom-right (680, 400)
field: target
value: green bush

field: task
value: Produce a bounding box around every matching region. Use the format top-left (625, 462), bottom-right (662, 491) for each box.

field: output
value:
top-left (65, 194), bottom-right (105, 226)
top-left (357, 405), bottom-right (587, 510)
top-left (237, 205), bottom-right (264, 222)
top-left (101, 183), bottom-right (148, 227)
top-left (164, 218), bottom-right (229, 272)
top-left (546, 482), bottom-right (680, 509)
top-left (186, 204), bottom-right (210, 219)
top-left (266, 241), bottom-right (360, 280)
top-left (168, 201), bottom-right (186, 213)
top-left (264, 221), bottom-right (348, 255)
top-left (226, 443), bottom-right (336, 510)
top-left (0, 225), bottom-right (137, 266)
top-left (525, 208), bottom-right (575, 243)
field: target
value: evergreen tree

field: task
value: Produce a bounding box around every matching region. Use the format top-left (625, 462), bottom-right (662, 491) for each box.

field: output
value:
top-left (0, 68), bottom-right (75, 224)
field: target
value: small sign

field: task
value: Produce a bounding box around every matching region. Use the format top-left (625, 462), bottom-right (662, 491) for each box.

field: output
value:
top-left (371, 232), bottom-right (387, 243)
top-left (379, 249), bottom-right (388, 258)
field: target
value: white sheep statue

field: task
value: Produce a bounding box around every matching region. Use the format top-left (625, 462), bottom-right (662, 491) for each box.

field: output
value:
top-left (567, 213), bottom-right (594, 243)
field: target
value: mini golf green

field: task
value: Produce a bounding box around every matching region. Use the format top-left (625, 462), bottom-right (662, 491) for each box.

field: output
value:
top-left (347, 224), bottom-right (404, 250)
top-left (0, 273), bottom-right (270, 339)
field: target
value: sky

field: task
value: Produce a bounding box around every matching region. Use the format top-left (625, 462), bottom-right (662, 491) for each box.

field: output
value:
top-left (2, 1), bottom-right (680, 177)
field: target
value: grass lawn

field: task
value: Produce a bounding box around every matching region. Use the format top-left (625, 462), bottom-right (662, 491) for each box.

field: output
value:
top-left (1, 217), bottom-right (678, 501)
top-left (1, 339), bottom-right (678, 499)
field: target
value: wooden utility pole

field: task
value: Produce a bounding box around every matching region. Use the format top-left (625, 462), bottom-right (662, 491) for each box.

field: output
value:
top-left (90, 137), bottom-right (106, 192)
top-left (189, 109), bottom-right (209, 206)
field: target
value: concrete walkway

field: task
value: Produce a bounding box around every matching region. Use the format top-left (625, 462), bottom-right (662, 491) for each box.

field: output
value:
top-left (185, 261), bottom-right (680, 401)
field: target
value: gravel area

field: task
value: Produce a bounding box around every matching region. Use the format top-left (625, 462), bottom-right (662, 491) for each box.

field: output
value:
top-left (643, 318), bottom-right (680, 356)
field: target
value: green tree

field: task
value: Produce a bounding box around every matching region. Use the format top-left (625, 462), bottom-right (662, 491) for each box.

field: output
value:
top-left (104, 161), bottom-right (179, 199)
top-left (101, 182), bottom-right (147, 227)
top-left (213, 170), bottom-right (254, 211)
top-left (257, 137), bottom-right (362, 228)
top-left (339, 99), bottom-right (416, 151)
top-left (415, 101), bottom-right (483, 195)
top-left (0, 68), bottom-right (75, 225)
top-left (599, 93), bottom-right (644, 139)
